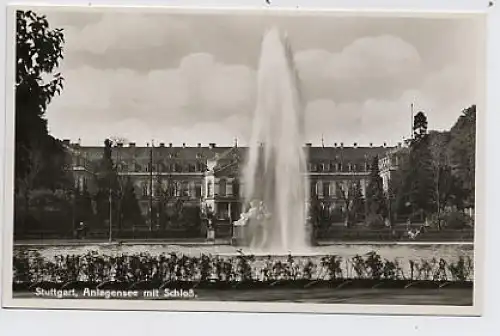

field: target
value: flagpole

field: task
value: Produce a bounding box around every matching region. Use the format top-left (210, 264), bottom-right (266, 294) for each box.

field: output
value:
top-left (149, 140), bottom-right (154, 231)
top-left (109, 189), bottom-right (112, 243)
top-left (410, 103), bottom-right (414, 140)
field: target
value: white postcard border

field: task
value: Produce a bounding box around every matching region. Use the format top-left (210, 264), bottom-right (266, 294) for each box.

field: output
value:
top-left (1, 4), bottom-right (487, 316)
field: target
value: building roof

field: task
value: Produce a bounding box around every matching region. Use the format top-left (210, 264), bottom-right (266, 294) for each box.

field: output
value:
top-left (66, 143), bottom-right (396, 167)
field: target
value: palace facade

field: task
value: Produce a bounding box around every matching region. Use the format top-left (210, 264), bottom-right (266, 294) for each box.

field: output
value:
top-left (64, 140), bottom-right (404, 232)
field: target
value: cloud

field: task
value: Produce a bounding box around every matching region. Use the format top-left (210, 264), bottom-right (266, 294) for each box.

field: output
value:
top-left (304, 86), bottom-right (475, 147)
top-left (294, 35), bottom-right (423, 102)
top-left (62, 13), bottom-right (192, 55)
top-left (47, 52), bottom-right (256, 144)
top-left (45, 25), bottom-right (479, 147)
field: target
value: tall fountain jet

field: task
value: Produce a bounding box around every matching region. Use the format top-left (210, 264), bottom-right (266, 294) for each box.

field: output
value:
top-left (239, 27), bottom-right (310, 253)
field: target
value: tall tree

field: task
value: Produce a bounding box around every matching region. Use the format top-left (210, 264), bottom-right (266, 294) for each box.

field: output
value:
top-left (336, 180), bottom-right (364, 226)
top-left (389, 155), bottom-right (412, 218)
top-left (121, 177), bottom-right (144, 228)
top-left (447, 105), bottom-right (476, 208)
top-left (15, 10), bottom-right (67, 188)
top-left (75, 184), bottom-right (94, 225)
top-left (155, 171), bottom-right (178, 229)
top-left (308, 194), bottom-right (325, 242)
top-left (428, 131), bottom-right (467, 213)
top-left (94, 139), bottom-right (120, 227)
top-left (365, 155), bottom-right (386, 218)
top-left (15, 10), bottom-right (70, 234)
top-left (351, 181), bottom-right (365, 222)
top-left (408, 112), bottom-right (435, 219)
top-left (413, 111), bottom-right (428, 141)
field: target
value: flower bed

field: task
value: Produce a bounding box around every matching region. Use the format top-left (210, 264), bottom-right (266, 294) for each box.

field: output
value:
top-left (12, 250), bottom-right (474, 291)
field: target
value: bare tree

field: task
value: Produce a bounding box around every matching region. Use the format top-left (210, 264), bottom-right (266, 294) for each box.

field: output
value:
top-left (155, 169), bottom-right (184, 229)
top-left (336, 180), bottom-right (364, 227)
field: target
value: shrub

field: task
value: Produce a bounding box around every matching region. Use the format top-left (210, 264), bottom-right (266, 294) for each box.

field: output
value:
top-left (442, 210), bottom-right (473, 229)
top-left (365, 213), bottom-right (386, 228)
top-left (448, 256), bottom-right (473, 281)
top-left (351, 255), bottom-right (367, 279)
top-left (364, 252), bottom-right (384, 279)
top-left (321, 255), bottom-right (343, 280)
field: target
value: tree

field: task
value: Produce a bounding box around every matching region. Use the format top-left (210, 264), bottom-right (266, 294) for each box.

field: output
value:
top-left (390, 107), bottom-right (475, 224)
top-left (447, 105), bottom-right (476, 208)
top-left (389, 156), bottom-right (412, 218)
top-left (15, 10), bottom-right (67, 189)
top-left (14, 11), bottom-right (70, 236)
top-left (16, 142), bottom-right (44, 228)
top-left (94, 139), bottom-right (120, 227)
top-left (155, 172), bottom-right (179, 229)
top-left (26, 188), bottom-right (72, 234)
top-left (428, 131), bottom-right (467, 214)
top-left (120, 177), bottom-right (144, 228)
top-left (336, 180), bottom-right (364, 226)
top-left (408, 112), bottom-right (435, 220)
top-left (308, 194), bottom-right (325, 243)
top-left (365, 155), bottom-right (386, 218)
top-left (75, 184), bottom-right (93, 222)
top-left (352, 182), bottom-right (365, 222)
top-left (413, 111), bottom-right (428, 141)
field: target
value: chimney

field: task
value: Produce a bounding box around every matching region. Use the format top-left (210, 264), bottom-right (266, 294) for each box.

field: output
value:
top-left (129, 142), bottom-right (136, 147)
top-left (353, 142), bottom-right (358, 148)
top-left (209, 143), bottom-right (216, 149)
top-left (370, 142), bottom-right (373, 147)
top-left (182, 143), bottom-right (186, 148)
top-left (197, 143), bottom-right (201, 148)
top-left (159, 142), bottom-right (165, 147)
top-left (169, 143), bottom-right (173, 148)
top-left (62, 139), bottom-right (70, 146)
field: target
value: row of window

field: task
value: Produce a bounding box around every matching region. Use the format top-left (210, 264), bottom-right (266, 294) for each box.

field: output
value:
top-left (73, 157), bottom-right (386, 174)
top-left (310, 180), bottom-right (367, 198)
top-left (119, 162), bottom-right (207, 173)
top-left (205, 179), bottom-right (240, 198)
top-left (74, 174), bottom-right (372, 200)
top-left (140, 181), bottom-right (202, 198)
top-left (309, 162), bottom-right (373, 173)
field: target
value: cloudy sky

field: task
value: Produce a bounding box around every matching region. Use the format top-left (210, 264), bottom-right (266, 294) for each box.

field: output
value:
top-left (38, 8), bottom-right (484, 147)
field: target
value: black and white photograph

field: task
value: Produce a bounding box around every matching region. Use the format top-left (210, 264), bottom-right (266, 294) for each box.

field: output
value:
top-left (2, 5), bottom-right (485, 315)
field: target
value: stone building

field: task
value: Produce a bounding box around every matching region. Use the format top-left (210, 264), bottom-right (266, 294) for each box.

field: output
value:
top-left (63, 140), bottom-right (402, 233)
